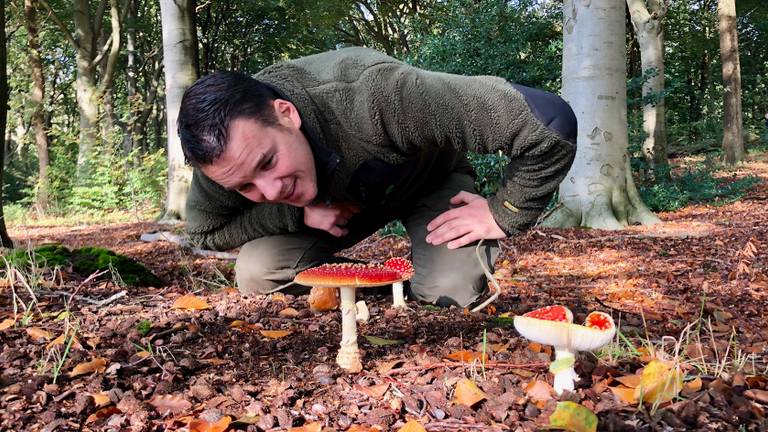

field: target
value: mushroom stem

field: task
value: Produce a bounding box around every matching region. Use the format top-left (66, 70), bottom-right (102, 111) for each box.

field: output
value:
top-left (336, 287), bottom-right (362, 372)
top-left (392, 282), bottom-right (406, 308)
top-left (551, 348), bottom-right (578, 394)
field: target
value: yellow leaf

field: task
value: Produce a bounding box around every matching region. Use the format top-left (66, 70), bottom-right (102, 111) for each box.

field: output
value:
top-left (445, 350), bottom-right (487, 363)
top-left (549, 401), bottom-right (598, 432)
top-left (525, 379), bottom-right (554, 403)
top-left (91, 392), bottom-right (112, 407)
top-left (614, 374), bottom-right (642, 388)
top-left (288, 422), bottom-right (322, 432)
top-left (0, 317), bottom-right (15, 330)
top-left (634, 360), bottom-right (683, 404)
top-left (453, 378), bottom-right (487, 407)
top-left (26, 327), bottom-right (52, 341)
top-left (189, 416), bottom-right (232, 432)
top-left (609, 386), bottom-right (638, 405)
top-left (70, 358), bottom-right (108, 377)
top-left (136, 351), bottom-right (151, 359)
top-left (397, 419), bottom-right (427, 432)
top-left (171, 294), bottom-right (211, 311)
top-left (528, 342), bottom-right (543, 353)
top-left (260, 330), bottom-right (292, 339)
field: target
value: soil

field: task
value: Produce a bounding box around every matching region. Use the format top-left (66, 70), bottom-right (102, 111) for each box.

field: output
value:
top-left (2, 154), bottom-right (768, 432)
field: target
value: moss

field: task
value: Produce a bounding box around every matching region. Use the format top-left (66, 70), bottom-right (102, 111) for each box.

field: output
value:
top-left (71, 247), bottom-right (162, 287)
top-left (4, 245), bottom-right (72, 269)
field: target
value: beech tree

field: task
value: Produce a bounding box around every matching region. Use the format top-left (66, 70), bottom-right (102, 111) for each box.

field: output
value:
top-left (626, 0), bottom-right (668, 173)
top-left (0, 0), bottom-right (13, 248)
top-left (159, 0), bottom-right (198, 221)
top-left (717, 0), bottom-right (744, 164)
top-left (545, 0), bottom-right (658, 229)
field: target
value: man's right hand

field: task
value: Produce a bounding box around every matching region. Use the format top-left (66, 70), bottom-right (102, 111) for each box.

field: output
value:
top-left (303, 201), bottom-right (361, 237)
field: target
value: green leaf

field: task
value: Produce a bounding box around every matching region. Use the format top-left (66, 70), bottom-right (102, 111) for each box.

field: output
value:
top-left (549, 356), bottom-right (576, 374)
top-left (488, 316), bottom-right (515, 327)
top-left (363, 335), bottom-right (404, 346)
top-left (549, 401), bottom-right (597, 432)
top-left (422, 304), bottom-right (440, 311)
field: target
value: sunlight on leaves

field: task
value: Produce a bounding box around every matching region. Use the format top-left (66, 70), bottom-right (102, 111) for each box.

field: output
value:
top-left (364, 335), bottom-right (404, 346)
top-left (446, 350), bottom-right (488, 363)
top-left (149, 394), bottom-right (192, 415)
top-left (90, 392), bottom-right (111, 407)
top-left (70, 358), bottom-right (107, 377)
top-left (279, 307), bottom-right (300, 317)
top-left (26, 327), bottom-right (53, 341)
top-left (348, 426), bottom-right (378, 432)
top-left (635, 360), bottom-right (683, 404)
top-left (453, 378), bottom-right (487, 406)
top-left (397, 419), bottom-right (427, 432)
top-left (85, 406), bottom-right (122, 424)
top-left (614, 374), bottom-right (642, 388)
top-left (47, 332), bottom-right (83, 350)
top-left (525, 379), bottom-right (554, 403)
top-left (549, 401), bottom-right (598, 432)
top-left (189, 415), bottom-right (231, 432)
top-left (171, 294), bottom-right (211, 311)
top-left (682, 377), bottom-right (703, 395)
top-left (609, 386), bottom-right (638, 405)
top-left (0, 318), bottom-right (15, 330)
top-left (260, 330), bottom-right (293, 339)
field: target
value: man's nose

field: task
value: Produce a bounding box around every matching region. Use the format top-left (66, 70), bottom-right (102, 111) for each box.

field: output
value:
top-left (256, 178), bottom-right (282, 201)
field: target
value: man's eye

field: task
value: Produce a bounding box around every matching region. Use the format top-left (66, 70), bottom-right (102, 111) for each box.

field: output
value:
top-left (263, 155), bottom-right (275, 169)
top-left (237, 183), bottom-right (254, 193)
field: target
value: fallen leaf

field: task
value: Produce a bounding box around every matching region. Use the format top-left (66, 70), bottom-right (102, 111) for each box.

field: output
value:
top-left (171, 294), bottom-right (211, 311)
top-left (549, 401), bottom-right (598, 432)
top-left (528, 342), bottom-right (543, 353)
top-left (445, 350), bottom-right (488, 363)
top-left (189, 416), bottom-right (231, 432)
top-left (354, 383), bottom-right (389, 399)
top-left (682, 377), bottom-right (703, 395)
top-left (397, 419), bottom-right (427, 432)
top-left (363, 335), bottom-right (404, 346)
top-left (745, 389), bottom-right (768, 404)
top-left (490, 342), bottom-right (510, 353)
top-left (70, 358), bottom-right (107, 377)
top-left (199, 358), bottom-right (229, 366)
top-left (47, 332), bottom-right (83, 350)
top-left (149, 394), bottom-right (193, 415)
top-left (260, 330), bottom-right (292, 339)
top-left (0, 318), bottom-right (15, 330)
top-left (26, 327), bottom-right (53, 341)
top-left (376, 359), bottom-right (404, 374)
top-left (454, 378), bottom-right (487, 406)
top-left (609, 386), bottom-right (638, 405)
top-left (614, 374), bottom-right (642, 388)
top-left (348, 426), bottom-right (377, 432)
top-left (288, 422), bottom-right (322, 432)
top-left (85, 406), bottom-right (122, 424)
top-left (279, 307), bottom-right (300, 318)
top-left (635, 360), bottom-right (683, 404)
top-left (90, 392), bottom-right (112, 407)
top-left (525, 379), bottom-right (554, 403)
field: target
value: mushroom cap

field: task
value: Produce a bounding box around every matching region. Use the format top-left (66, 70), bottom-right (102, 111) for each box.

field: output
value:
top-left (383, 258), bottom-right (414, 280)
top-left (569, 311), bottom-right (616, 351)
top-left (295, 263), bottom-right (404, 288)
top-left (514, 306), bottom-right (615, 351)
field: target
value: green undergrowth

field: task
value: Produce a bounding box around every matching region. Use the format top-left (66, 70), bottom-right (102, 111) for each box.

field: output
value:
top-left (5, 245), bottom-right (161, 287)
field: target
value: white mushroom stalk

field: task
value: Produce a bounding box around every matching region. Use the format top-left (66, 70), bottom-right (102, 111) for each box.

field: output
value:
top-left (383, 258), bottom-right (414, 309)
top-left (514, 306), bottom-right (616, 394)
top-left (337, 287), bottom-right (362, 372)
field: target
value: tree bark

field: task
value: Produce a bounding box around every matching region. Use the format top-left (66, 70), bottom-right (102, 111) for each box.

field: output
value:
top-left (159, 0), bottom-right (198, 221)
top-left (626, 0), bottom-right (668, 173)
top-left (717, 0), bottom-right (744, 164)
top-left (545, 0), bottom-right (658, 229)
top-left (0, 0), bottom-right (14, 248)
top-left (24, 0), bottom-right (51, 213)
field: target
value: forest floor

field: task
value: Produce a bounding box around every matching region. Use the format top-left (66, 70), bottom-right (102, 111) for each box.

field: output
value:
top-left (2, 152), bottom-right (768, 432)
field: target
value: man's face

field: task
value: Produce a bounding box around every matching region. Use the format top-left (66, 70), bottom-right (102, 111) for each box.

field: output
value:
top-left (200, 99), bottom-right (318, 206)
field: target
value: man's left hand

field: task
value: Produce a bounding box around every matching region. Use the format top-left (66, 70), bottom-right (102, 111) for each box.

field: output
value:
top-left (425, 191), bottom-right (506, 249)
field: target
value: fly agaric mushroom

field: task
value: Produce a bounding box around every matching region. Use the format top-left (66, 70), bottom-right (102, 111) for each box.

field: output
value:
top-left (294, 262), bottom-right (407, 372)
top-left (514, 305), bottom-right (615, 394)
top-left (383, 257), bottom-right (414, 308)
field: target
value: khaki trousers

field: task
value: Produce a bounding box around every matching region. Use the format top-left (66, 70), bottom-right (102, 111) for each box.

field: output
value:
top-left (234, 173), bottom-right (499, 307)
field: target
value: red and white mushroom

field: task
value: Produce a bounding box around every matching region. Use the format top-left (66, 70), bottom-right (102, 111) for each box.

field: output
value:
top-left (514, 305), bottom-right (615, 394)
top-left (383, 258), bottom-right (414, 308)
top-left (294, 263), bottom-right (406, 372)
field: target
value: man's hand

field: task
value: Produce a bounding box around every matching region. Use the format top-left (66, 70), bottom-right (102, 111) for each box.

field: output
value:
top-left (426, 191), bottom-right (506, 249)
top-left (304, 201), bottom-right (361, 237)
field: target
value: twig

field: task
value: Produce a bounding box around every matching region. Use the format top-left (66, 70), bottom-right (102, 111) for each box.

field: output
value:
top-left (42, 290), bottom-right (127, 307)
top-left (384, 360), bottom-right (548, 376)
top-left (471, 239), bottom-right (500, 313)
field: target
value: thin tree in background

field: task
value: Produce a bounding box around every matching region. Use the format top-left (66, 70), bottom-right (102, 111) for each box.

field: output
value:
top-left (717, 0), bottom-right (744, 164)
top-left (627, 0), bottom-right (668, 174)
top-left (544, 0), bottom-right (658, 229)
top-left (23, 0), bottom-right (51, 213)
top-left (159, 0), bottom-right (198, 221)
top-left (0, 0), bottom-right (14, 248)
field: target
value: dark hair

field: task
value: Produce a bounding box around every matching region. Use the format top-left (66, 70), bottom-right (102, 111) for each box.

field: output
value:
top-left (177, 71), bottom-right (279, 166)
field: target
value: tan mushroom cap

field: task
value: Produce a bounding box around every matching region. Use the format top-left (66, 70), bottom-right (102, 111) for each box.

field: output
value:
top-left (294, 262), bottom-right (406, 288)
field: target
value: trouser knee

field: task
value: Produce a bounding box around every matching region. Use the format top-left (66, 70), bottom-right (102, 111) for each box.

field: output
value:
top-left (234, 237), bottom-right (290, 295)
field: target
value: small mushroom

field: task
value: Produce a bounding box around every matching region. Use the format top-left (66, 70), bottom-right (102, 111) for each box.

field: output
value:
top-left (383, 258), bottom-right (414, 309)
top-left (294, 263), bottom-right (406, 372)
top-left (514, 305), bottom-right (615, 394)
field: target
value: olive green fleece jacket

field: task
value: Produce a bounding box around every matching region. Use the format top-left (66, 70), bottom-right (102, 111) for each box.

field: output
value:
top-left (186, 47), bottom-right (576, 251)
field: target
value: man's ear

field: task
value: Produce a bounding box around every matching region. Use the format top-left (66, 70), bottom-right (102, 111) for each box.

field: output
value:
top-left (272, 99), bottom-right (302, 130)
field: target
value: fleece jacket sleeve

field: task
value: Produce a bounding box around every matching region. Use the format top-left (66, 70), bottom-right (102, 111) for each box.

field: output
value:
top-left (185, 170), bottom-right (303, 251)
top-left (366, 62), bottom-right (576, 234)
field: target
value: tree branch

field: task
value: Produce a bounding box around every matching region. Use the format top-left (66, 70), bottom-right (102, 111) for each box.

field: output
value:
top-left (37, 0), bottom-right (78, 49)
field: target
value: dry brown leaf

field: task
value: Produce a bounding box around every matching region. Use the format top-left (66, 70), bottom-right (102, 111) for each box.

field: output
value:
top-left (279, 307), bottom-right (300, 318)
top-left (26, 327), bottom-right (53, 341)
top-left (91, 392), bottom-right (112, 407)
top-left (490, 342), bottom-right (510, 353)
top-left (85, 406), bottom-right (122, 424)
top-left (397, 419), bottom-right (427, 432)
top-left (525, 379), bottom-right (554, 403)
top-left (171, 294), bottom-right (211, 311)
top-left (199, 358), bottom-right (229, 366)
top-left (682, 377), bottom-right (703, 395)
top-left (0, 318), bottom-right (15, 330)
top-left (260, 329), bottom-right (292, 339)
top-left (149, 394), bottom-right (193, 415)
top-left (609, 386), bottom-right (638, 405)
top-left (454, 378), bottom-right (487, 406)
top-left (445, 350), bottom-right (487, 363)
top-left (70, 358), bottom-right (107, 377)
top-left (745, 389), bottom-right (768, 404)
top-left (47, 332), bottom-right (83, 350)
top-left (354, 383), bottom-right (389, 399)
top-left (614, 374), bottom-right (642, 388)
top-left (348, 426), bottom-right (378, 432)
top-left (528, 342), bottom-right (543, 353)
top-left (376, 359), bottom-right (403, 374)
top-left (189, 416), bottom-right (231, 432)
top-left (288, 422), bottom-right (322, 432)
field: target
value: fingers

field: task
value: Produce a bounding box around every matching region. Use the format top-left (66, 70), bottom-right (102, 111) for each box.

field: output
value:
top-left (449, 190), bottom-right (481, 205)
top-left (447, 232), bottom-right (481, 250)
top-left (326, 225), bottom-right (348, 237)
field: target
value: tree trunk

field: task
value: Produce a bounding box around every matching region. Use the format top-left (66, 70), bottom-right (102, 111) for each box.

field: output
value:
top-left (159, 0), bottom-right (198, 221)
top-left (72, 0), bottom-right (100, 181)
top-left (0, 0), bottom-right (14, 248)
top-left (545, 0), bottom-right (658, 229)
top-left (24, 0), bottom-right (51, 213)
top-left (125, 0), bottom-right (137, 156)
top-left (717, 0), bottom-right (744, 164)
top-left (626, 0), bottom-right (668, 173)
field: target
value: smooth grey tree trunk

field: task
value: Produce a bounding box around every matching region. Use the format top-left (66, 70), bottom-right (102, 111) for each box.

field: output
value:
top-left (159, 0), bottom-right (197, 221)
top-left (717, 0), bottom-right (744, 164)
top-left (544, 0), bottom-right (658, 229)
